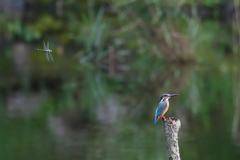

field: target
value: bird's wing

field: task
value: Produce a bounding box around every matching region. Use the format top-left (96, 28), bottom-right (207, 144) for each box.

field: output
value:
top-left (154, 101), bottom-right (167, 123)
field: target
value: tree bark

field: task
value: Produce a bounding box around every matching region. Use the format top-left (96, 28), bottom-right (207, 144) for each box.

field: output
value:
top-left (162, 117), bottom-right (181, 160)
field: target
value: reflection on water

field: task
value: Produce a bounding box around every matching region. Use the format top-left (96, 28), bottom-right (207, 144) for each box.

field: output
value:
top-left (0, 62), bottom-right (240, 160)
top-left (7, 91), bottom-right (47, 117)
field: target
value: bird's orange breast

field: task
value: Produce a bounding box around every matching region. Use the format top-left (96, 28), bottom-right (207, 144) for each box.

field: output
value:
top-left (158, 100), bottom-right (169, 118)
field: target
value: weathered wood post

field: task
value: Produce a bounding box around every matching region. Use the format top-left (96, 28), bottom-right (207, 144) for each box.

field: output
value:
top-left (162, 117), bottom-right (181, 160)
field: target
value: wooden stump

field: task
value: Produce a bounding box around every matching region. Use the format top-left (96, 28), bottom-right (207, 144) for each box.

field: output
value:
top-left (162, 117), bottom-right (181, 160)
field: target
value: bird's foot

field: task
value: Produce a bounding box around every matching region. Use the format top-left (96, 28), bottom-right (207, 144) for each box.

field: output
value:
top-left (162, 117), bottom-right (174, 122)
top-left (161, 116), bottom-right (167, 121)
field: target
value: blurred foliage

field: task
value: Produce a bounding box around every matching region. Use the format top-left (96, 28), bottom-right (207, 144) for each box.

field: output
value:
top-left (0, 14), bottom-right (40, 41)
top-left (1, 1), bottom-right (240, 160)
top-left (75, 8), bottom-right (109, 65)
top-left (0, 0), bottom-right (239, 115)
top-left (0, 0), bottom-right (237, 63)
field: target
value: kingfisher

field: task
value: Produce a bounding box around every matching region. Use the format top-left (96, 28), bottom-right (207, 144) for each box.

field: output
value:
top-left (154, 93), bottom-right (179, 124)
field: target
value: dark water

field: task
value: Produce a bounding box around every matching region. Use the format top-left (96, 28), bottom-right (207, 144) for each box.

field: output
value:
top-left (1, 44), bottom-right (240, 160)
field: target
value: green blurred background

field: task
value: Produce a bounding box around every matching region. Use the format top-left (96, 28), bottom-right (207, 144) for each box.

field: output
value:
top-left (0, 0), bottom-right (240, 159)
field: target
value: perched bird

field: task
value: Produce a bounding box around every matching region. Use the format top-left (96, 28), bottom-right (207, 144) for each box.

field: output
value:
top-left (35, 40), bottom-right (54, 62)
top-left (154, 93), bottom-right (179, 124)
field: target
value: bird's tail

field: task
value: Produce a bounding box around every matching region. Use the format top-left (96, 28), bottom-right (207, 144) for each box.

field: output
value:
top-left (154, 117), bottom-right (159, 124)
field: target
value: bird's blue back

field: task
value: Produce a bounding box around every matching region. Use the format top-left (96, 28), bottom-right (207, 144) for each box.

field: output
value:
top-left (154, 99), bottom-right (167, 124)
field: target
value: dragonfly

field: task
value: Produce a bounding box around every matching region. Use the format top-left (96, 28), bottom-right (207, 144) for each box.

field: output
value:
top-left (35, 41), bottom-right (54, 62)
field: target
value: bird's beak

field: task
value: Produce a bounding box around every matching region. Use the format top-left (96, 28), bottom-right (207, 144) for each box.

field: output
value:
top-left (169, 94), bottom-right (179, 97)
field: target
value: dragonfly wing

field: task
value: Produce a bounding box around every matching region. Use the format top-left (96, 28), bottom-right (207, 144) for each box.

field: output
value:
top-left (47, 41), bottom-right (49, 49)
top-left (49, 53), bottom-right (54, 62)
top-left (44, 51), bottom-right (50, 61)
top-left (43, 40), bottom-right (47, 50)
